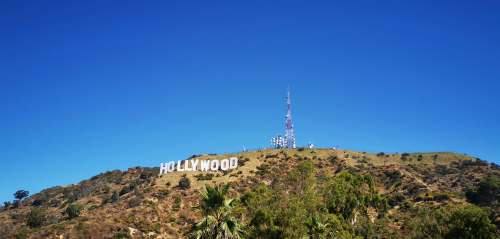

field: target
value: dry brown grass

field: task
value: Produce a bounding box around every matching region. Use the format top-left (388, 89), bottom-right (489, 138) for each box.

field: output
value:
top-left (0, 148), bottom-right (486, 238)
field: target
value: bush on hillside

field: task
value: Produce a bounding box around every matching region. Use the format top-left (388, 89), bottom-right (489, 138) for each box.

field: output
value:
top-left (130, 180), bottom-right (138, 190)
top-left (179, 177), bottom-right (191, 189)
top-left (26, 208), bottom-right (46, 228)
top-left (13, 200), bottom-right (21, 208)
top-left (73, 185), bottom-right (91, 200)
top-left (120, 186), bottom-right (130, 196)
top-left (50, 198), bottom-right (61, 207)
top-left (128, 198), bottom-right (142, 208)
top-left (103, 185), bottom-right (110, 194)
top-left (174, 197), bottom-right (181, 204)
top-left (140, 171), bottom-right (150, 180)
top-left (240, 158), bottom-right (250, 166)
top-left (401, 153), bottom-right (410, 161)
top-left (348, 168), bottom-right (358, 175)
top-left (32, 195), bottom-right (48, 206)
top-left (265, 154), bottom-right (278, 159)
top-left (154, 189), bottom-right (170, 199)
top-left (111, 191), bottom-right (119, 203)
top-left (65, 203), bottom-right (84, 219)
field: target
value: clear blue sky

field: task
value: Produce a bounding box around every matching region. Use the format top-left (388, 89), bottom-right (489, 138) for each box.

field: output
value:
top-left (1, 1), bottom-right (499, 203)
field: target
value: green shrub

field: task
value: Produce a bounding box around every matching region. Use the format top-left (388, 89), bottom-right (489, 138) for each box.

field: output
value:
top-left (11, 212), bottom-right (23, 220)
top-left (179, 177), bottom-right (191, 189)
top-left (50, 198), bottom-right (61, 207)
top-left (198, 173), bottom-right (214, 181)
top-left (174, 197), bottom-right (181, 204)
top-left (4, 201), bottom-right (11, 209)
top-left (154, 223), bottom-right (161, 233)
top-left (13, 229), bottom-right (28, 239)
top-left (26, 208), bottom-right (46, 228)
top-left (394, 193), bottom-right (406, 202)
top-left (120, 186), bottom-right (130, 196)
top-left (140, 171), bottom-right (150, 180)
top-left (256, 164), bottom-right (271, 175)
top-left (32, 195), bottom-right (48, 206)
top-left (52, 224), bottom-right (66, 230)
top-left (157, 189), bottom-right (170, 198)
top-left (116, 231), bottom-right (131, 239)
top-left (130, 181), bottom-right (137, 190)
top-left (348, 168), bottom-right (358, 175)
top-left (111, 191), bottom-right (119, 203)
top-left (74, 222), bottom-right (85, 231)
top-left (128, 198), bottom-right (142, 208)
top-left (65, 203), bottom-right (84, 219)
top-left (103, 185), bottom-right (110, 194)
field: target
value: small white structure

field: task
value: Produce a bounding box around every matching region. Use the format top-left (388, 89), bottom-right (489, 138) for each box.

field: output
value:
top-left (270, 134), bottom-right (285, 149)
top-left (308, 142), bottom-right (314, 149)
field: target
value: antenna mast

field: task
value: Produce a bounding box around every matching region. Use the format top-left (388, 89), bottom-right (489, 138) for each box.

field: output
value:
top-left (285, 85), bottom-right (296, 148)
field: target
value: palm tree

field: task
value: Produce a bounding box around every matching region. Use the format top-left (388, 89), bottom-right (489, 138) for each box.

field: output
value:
top-left (302, 215), bottom-right (333, 239)
top-left (190, 183), bottom-right (245, 239)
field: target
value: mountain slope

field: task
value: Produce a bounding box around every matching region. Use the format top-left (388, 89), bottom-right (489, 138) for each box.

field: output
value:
top-left (0, 148), bottom-right (496, 238)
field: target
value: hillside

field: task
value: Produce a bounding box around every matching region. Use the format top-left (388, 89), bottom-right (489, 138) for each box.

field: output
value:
top-left (1, 148), bottom-right (498, 238)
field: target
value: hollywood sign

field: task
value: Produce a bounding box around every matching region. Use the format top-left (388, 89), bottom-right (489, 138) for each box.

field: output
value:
top-left (159, 157), bottom-right (238, 175)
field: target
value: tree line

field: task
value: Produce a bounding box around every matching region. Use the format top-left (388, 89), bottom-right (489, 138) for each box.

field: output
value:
top-left (189, 161), bottom-right (499, 238)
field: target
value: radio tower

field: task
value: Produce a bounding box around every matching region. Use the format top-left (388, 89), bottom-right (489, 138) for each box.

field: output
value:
top-left (285, 85), bottom-right (296, 148)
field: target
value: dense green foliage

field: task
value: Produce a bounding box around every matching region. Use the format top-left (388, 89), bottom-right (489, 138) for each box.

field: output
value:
top-left (240, 161), bottom-right (389, 238)
top-left (4, 201), bottom-right (11, 209)
top-left (190, 183), bottom-right (245, 239)
top-left (179, 177), bottom-right (192, 189)
top-left (236, 160), bottom-right (497, 239)
top-left (26, 208), bottom-right (46, 228)
top-left (65, 203), bottom-right (84, 219)
top-left (404, 204), bottom-right (496, 239)
top-left (14, 190), bottom-right (29, 200)
top-left (466, 175), bottom-right (500, 219)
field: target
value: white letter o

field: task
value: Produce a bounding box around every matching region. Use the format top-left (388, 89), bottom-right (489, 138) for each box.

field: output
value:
top-left (211, 160), bottom-right (219, 171)
top-left (221, 159), bottom-right (229, 171)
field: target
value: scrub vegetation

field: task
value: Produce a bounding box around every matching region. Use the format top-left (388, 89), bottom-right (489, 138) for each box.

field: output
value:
top-left (0, 148), bottom-right (499, 238)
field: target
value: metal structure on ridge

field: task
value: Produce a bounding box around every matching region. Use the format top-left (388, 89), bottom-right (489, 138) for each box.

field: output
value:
top-left (270, 134), bottom-right (285, 149)
top-left (285, 85), bottom-right (296, 149)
